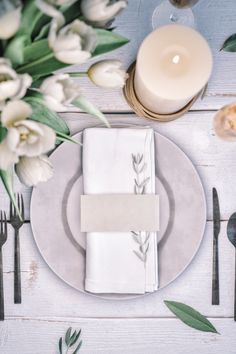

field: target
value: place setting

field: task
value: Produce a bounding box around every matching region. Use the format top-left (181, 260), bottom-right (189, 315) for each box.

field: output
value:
top-left (1, 0), bottom-right (236, 352)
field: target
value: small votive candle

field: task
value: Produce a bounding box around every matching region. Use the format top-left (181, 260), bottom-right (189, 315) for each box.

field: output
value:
top-left (134, 24), bottom-right (213, 115)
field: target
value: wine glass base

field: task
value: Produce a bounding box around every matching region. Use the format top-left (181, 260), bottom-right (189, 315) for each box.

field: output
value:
top-left (152, 1), bottom-right (196, 29)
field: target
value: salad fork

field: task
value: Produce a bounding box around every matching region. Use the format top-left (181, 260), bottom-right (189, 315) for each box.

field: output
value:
top-left (0, 211), bottom-right (7, 320)
top-left (10, 194), bottom-right (24, 304)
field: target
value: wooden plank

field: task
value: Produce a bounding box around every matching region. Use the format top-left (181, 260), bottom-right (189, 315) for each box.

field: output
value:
top-left (1, 221), bottom-right (235, 319)
top-left (0, 318), bottom-right (235, 354)
top-left (62, 0), bottom-right (236, 112)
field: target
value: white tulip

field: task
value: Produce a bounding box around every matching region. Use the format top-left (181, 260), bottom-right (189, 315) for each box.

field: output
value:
top-left (88, 60), bottom-right (128, 88)
top-left (0, 58), bottom-right (32, 109)
top-left (48, 19), bottom-right (97, 64)
top-left (0, 0), bottom-right (22, 39)
top-left (81, 0), bottom-right (127, 27)
top-left (15, 155), bottom-right (53, 187)
top-left (0, 100), bottom-right (56, 170)
top-left (40, 74), bottom-right (80, 112)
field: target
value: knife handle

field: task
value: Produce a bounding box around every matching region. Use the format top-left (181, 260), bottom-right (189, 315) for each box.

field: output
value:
top-left (234, 251), bottom-right (236, 321)
top-left (212, 237), bottom-right (219, 305)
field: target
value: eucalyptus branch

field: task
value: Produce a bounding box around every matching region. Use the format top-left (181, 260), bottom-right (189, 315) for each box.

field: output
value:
top-left (131, 153), bottom-right (150, 263)
top-left (59, 327), bottom-right (82, 354)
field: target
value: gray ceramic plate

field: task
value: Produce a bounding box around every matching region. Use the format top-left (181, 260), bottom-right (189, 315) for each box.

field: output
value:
top-left (30, 128), bottom-right (206, 299)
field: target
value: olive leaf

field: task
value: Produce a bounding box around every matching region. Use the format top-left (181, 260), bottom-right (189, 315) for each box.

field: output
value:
top-left (59, 327), bottom-right (82, 354)
top-left (164, 301), bottom-right (219, 334)
top-left (221, 34), bottom-right (236, 52)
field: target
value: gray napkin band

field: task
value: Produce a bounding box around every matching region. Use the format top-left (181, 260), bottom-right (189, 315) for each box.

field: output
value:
top-left (81, 194), bottom-right (159, 232)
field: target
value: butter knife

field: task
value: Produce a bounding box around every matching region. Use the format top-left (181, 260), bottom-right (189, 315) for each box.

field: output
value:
top-left (212, 188), bottom-right (221, 305)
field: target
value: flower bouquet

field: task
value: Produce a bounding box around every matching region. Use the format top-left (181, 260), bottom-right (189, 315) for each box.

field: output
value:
top-left (0, 0), bottom-right (128, 215)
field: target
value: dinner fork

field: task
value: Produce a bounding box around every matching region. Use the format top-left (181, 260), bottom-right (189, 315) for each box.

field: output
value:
top-left (0, 211), bottom-right (7, 320)
top-left (10, 194), bottom-right (24, 304)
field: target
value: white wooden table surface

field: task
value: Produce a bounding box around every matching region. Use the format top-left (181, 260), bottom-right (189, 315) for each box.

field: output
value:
top-left (1, 0), bottom-right (236, 353)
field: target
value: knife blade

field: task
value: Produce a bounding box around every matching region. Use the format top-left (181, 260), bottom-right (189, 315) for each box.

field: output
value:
top-left (212, 187), bottom-right (220, 305)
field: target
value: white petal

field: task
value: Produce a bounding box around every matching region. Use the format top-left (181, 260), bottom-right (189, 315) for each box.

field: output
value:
top-left (0, 79), bottom-right (20, 101)
top-left (0, 7), bottom-right (21, 40)
top-left (16, 155), bottom-right (53, 187)
top-left (40, 74), bottom-right (70, 95)
top-left (38, 124), bottom-right (56, 153)
top-left (5, 127), bottom-right (20, 151)
top-left (36, 0), bottom-right (65, 25)
top-left (1, 100), bottom-right (32, 127)
top-left (0, 139), bottom-right (19, 170)
top-left (54, 50), bottom-right (91, 64)
top-left (81, 0), bottom-right (127, 24)
top-left (14, 74), bottom-right (33, 100)
top-left (43, 95), bottom-right (67, 112)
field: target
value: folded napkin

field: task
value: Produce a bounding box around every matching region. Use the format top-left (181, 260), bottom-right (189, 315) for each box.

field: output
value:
top-left (83, 127), bottom-right (158, 294)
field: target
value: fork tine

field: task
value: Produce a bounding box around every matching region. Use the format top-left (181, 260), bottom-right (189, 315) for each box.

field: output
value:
top-left (13, 194), bottom-right (17, 217)
top-left (20, 194), bottom-right (24, 221)
top-left (17, 193), bottom-right (20, 212)
top-left (3, 212), bottom-right (7, 240)
top-left (0, 211), bottom-right (2, 234)
top-left (10, 200), bottom-right (13, 218)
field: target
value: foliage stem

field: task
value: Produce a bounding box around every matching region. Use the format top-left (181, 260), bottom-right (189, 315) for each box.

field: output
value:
top-left (69, 72), bottom-right (88, 77)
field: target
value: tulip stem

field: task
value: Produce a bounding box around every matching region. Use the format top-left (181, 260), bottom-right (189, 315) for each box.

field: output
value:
top-left (68, 72), bottom-right (88, 77)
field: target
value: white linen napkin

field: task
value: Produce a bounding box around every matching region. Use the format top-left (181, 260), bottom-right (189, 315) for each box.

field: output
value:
top-left (82, 127), bottom-right (158, 294)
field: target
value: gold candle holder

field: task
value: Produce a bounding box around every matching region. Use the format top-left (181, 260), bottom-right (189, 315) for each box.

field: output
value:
top-left (123, 62), bottom-right (207, 122)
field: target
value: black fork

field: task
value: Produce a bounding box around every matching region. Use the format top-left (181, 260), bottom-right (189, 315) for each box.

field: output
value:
top-left (10, 195), bottom-right (24, 304)
top-left (0, 211), bottom-right (8, 320)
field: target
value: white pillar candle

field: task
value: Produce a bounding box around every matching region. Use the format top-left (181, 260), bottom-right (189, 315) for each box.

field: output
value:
top-left (134, 24), bottom-right (213, 115)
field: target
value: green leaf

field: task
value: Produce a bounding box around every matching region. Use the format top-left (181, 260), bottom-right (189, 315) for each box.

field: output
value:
top-left (69, 330), bottom-right (77, 347)
top-left (56, 131), bottom-right (81, 145)
top-left (164, 301), bottom-right (219, 334)
top-left (0, 169), bottom-right (22, 220)
top-left (70, 329), bottom-right (81, 347)
top-left (23, 39), bottom-right (51, 65)
top-left (19, 0), bottom-right (45, 36)
top-left (93, 29), bottom-right (129, 57)
top-left (221, 34), bottom-right (236, 52)
top-left (72, 341), bottom-right (82, 354)
top-left (0, 126), bottom-right (7, 143)
top-left (34, 23), bottom-right (50, 41)
top-left (58, 337), bottom-right (63, 354)
top-left (73, 96), bottom-right (110, 127)
top-left (17, 48), bottom-right (67, 79)
top-left (65, 327), bottom-right (72, 346)
top-left (24, 93), bottom-right (70, 135)
top-left (4, 35), bottom-right (30, 67)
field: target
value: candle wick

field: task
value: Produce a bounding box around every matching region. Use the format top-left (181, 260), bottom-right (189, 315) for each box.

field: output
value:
top-left (172, 55), bottom-right (180, 64)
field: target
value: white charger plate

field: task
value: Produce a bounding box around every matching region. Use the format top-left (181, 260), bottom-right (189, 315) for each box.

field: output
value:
top-left (30, 128), bottom-right (206, 299)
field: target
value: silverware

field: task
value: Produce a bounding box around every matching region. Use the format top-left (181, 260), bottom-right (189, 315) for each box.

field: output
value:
top-left (227, 213), bottom-right (236, 321)
top-left (0, 211), bottom-right (7, 320)
top-left (10, 194), bottom-right (24, 304)
top-left (212, 188), bottom-right (220, 305)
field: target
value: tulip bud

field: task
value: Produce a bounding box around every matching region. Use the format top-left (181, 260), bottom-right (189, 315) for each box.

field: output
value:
top-left (16, 155), bottom-right (53, 187)
top-left (88, 60), bottom-right (128, 89)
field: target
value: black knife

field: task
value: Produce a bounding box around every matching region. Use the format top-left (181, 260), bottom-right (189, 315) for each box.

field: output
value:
top-left (212, 188), bottom-right (221, 305)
